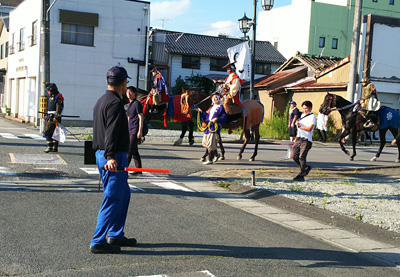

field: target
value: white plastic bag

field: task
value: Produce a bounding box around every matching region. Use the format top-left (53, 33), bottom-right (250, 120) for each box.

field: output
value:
top-left (52, 123), bottom-right (67, 143)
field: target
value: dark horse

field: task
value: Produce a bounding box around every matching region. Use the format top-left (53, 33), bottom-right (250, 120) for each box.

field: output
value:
top-left (181, 89), bottom-right (264, 161)
top-left (319, 93), bottom-right (400, 162)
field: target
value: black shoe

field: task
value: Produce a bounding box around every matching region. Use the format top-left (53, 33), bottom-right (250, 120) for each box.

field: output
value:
top-left (189, 140), bottom-right (194, 145)
top-left (305, 165), bottom-right (312, 176)
top-left (90, 243), bottom-right (121, 254)
top-left (293, 175), bottom-right (305, 182)
top-left (108, 236), bottom-right (137, 247)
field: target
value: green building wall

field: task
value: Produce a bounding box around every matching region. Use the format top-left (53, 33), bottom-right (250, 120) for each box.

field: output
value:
top-left (307, 0), bottom-right (400, 58)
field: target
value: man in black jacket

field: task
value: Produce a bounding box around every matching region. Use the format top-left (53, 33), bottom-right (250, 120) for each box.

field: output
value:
top-left (90, 66), bottom-right (136, 254)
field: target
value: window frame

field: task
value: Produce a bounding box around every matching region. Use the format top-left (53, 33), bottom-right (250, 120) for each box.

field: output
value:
top-left (332, 38), bottom-right (338, 50)
top-left (182, 55), bottom-right (200, 69)
top-left (319, 36), bottom-right (325, 48)
top-left (61, 23), bottom-right (95, 46)
top-left (19, 27), bottom-right (25, 51)
top-left (255, 62), bottom-right (271, 75)
top-left (389, 0), bottom-right (394, 5)
top-left (210, 58), bottom-right (228, 72)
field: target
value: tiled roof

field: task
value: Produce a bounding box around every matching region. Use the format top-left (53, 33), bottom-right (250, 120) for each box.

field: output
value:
top-left (0, 0), bottom-right (24, 7)
top-left (254, 66), bottom-right (308, 88)
top-left (277, 52), bottom-right (344, 73)
top-left (153, 29), bottom-right (286, 64)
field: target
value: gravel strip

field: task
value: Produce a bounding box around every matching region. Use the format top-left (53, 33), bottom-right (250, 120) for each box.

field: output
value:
top-left (242, 179), bottom-right (400, 234)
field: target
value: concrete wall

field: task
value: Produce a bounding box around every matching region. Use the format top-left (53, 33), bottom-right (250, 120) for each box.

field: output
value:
top-left (258, 0), bottom-right (312, 59)
top-left (7, 0), bottom-right (41, 123)
top-left (7, 0), bottom-right (150, 125)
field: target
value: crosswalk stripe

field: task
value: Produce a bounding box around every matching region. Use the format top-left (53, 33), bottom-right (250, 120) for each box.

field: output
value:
top-left (135, 270), bottom-right (216, 277)
top-left (0, 133), bottom-right (79, 141)
top-left (24, 134), bottom-right (45, 140)
top-left (0, 133), bottom-right (20, 139)
top-left (150, 181), bottom-right (194, 192)
top-left (80, 168), bottom-right (99, 175)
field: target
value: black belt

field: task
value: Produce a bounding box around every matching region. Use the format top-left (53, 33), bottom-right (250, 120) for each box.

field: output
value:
top-left (298, 137), bottom-right (308, 142)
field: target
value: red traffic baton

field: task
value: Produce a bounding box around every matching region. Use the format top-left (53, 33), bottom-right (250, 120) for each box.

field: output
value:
top-left (123, 167), bottom-right (170, 174)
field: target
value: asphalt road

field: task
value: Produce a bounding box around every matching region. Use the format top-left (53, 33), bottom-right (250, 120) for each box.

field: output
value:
top-left (1, 116), bottom-right (400, 276)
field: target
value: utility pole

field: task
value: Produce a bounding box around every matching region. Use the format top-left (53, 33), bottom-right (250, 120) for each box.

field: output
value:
top-left (250, 0), bottom-right (257, 100)
top-left (347, 0), bottom-right (363, 103)
top-left (39, 0), bottom-right (50, 132)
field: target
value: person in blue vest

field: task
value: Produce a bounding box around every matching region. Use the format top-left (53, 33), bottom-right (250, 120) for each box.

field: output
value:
top-left (43, 83), bottom-right (64, 153)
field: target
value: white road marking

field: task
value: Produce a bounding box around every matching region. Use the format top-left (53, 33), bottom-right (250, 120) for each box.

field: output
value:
top-left (151, 181), bottom-right (194, 192)
top-left (135, 270), bottom-right (215, 277)
top-left (24, 134), bottom-right (45, 140)
top-left (0, 133), bottom-right (20, 139)
top-left (80, 168), bottom-right (99, 175)
top-left (128, 184), bottom-right (145, 191)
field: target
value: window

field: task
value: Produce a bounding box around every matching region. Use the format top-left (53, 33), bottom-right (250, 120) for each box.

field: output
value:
top-left (30, 21), bottom-right (38, 46)
top-left (255, 63), bottom-right (271, 75)
top-left (19, 28), bottom-right (25, 51)
top-left (9, 33), bottom-right (15, 54)
top-left (182, 55), bottom-right (200, 69)
top-left (0, 44), bottom-right (3, 59)
top-left (61, 24), bottom-right (94, 46)
top-left (59, 9), bottom-right (98, 47)
top-left (332, 38), bottom-right (338, 50)
top-left (210, 58), bottom-right (228, 71)
top-left (390, 0), bottom-right (394, 5)
top-left (5, 42), bottom-right (8, 57)
top-left (372, 0), bottom-right (377, 2)
top-left (319, 36), bottom-right (325, 48)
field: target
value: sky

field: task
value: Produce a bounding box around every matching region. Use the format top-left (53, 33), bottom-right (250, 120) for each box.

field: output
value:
top-left (147, 0), bottom-right (292, 37)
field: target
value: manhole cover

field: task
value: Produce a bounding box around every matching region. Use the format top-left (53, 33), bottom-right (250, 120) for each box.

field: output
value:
top-left (9, 153), bottom-right (66, 164)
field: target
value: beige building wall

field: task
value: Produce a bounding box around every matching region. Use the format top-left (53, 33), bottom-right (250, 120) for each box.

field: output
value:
top-left (291, 90), bottom-right (347, 132)
top-left (258, 90), bottom-right (274, 119)
top-left (317, 63), bottom-right (350, 83)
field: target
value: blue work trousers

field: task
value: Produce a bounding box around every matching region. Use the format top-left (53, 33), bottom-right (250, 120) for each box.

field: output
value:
top-left (91, 150), bottom-right (131, 247)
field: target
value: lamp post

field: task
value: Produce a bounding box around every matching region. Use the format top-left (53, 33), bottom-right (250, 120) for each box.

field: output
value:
top-left (238, 0), bottom-right (274, 100)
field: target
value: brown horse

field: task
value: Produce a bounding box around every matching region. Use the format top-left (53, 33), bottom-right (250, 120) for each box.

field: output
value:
top-left (181, 89), bottom-right (264, 161)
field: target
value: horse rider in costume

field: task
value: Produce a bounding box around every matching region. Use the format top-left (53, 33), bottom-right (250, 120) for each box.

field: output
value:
top-left (353, 78), bottom-right (381, 130)
top-left (222, 62), bottom-right (243, 133)
top-left (148, 67), bottom-right (169, 114)
top-left (43, 83), bottom-right (64, 153)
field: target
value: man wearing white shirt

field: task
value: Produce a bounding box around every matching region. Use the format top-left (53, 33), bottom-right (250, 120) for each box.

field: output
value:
top-left (292, 101), bottom-right (316, 182)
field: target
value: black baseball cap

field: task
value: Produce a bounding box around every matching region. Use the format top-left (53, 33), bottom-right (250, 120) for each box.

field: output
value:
top-left (106, 66), bottom-right (131, 82)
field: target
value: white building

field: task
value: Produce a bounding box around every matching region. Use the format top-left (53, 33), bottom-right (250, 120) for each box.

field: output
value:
top-left (5, 0), bottom-right (150, 126)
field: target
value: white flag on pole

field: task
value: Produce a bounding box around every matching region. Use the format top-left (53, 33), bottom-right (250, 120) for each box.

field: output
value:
top-left (227, 42), bottom-right (251, 80)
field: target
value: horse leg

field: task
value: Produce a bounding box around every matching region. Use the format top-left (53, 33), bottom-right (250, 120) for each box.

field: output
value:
top-left (349, 128), bottom-right (358, 161)
top-left (393, 128), bottom-right (400, 163)
top-left (249, 125), bottom-right (260, 161)
top-left (217, 133), bottom-right (225, 160)
top-left (371, 128), bottom-right (387, 161)
top-left (339, 129), bottom-right (351, 156)
top-left (238, 129), bottom-right (250, 160)
top-left (173, 121), bottom-right (187, 146)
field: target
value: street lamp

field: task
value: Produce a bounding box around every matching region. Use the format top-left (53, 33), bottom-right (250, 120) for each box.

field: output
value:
top-left (238, 13), bottom-right (251, 40)
top-left (238, 0), bottom-right (274, 100)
